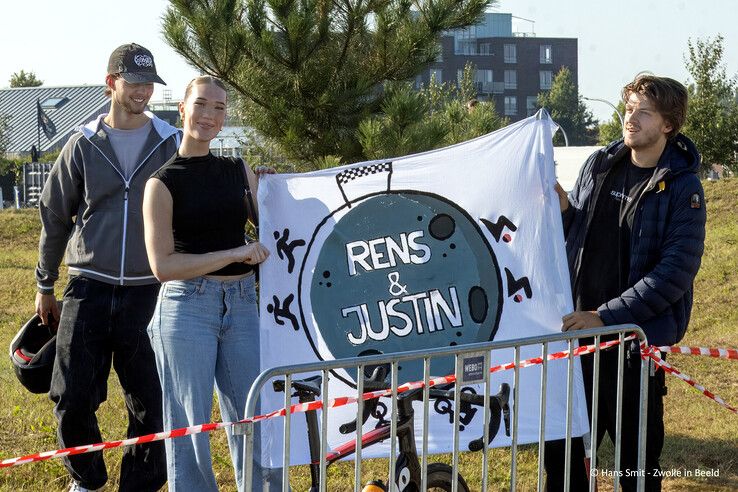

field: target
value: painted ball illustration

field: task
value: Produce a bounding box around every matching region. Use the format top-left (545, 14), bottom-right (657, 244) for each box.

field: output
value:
top-left (298, 191), bottom-right (503, 383)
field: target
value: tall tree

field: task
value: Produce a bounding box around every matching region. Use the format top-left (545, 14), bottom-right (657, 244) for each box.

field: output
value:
top-left (163, 0), bottom-right (492, 164)
top-left (537, 67), bottom-right (596, 146)
top-left (9, 70), bottom-right (43, 88)
top-left (0, 114), bottom-right (10, 156)
top-left (597, 101), bottom-right (625, 146)
top-left (358, 68), bottom-right (507, 160)
top-left (682, 35), bottom-right (738, 174)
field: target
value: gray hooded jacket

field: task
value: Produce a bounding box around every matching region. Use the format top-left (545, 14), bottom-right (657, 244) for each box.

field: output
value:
top-left (35, 112), bottom-right (180, 293)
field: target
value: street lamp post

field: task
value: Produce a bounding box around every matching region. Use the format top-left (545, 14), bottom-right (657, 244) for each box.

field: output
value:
top-left (558, 125), bottom-right (569, 147)
top-left (583, 96), bottom-right (624, 127)
top-left (537, 107), bottom-right (568, 146)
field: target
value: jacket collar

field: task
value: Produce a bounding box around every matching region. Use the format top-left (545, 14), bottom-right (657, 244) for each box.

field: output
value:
top-left (79, 112), bottom-right (179, 180)
top-left (81, 111), bottom-right (178, 141)
top-left (599, 133), bottom-right (701, 179)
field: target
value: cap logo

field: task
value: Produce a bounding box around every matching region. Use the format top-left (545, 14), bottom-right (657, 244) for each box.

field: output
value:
top-left (133, 54), bottom-right (153, 68)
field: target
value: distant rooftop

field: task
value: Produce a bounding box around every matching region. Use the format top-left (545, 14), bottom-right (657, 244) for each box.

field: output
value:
top-left (0, 85), bottom-right (109, 154)
top-left (446, 12), bottom-right (536, 39)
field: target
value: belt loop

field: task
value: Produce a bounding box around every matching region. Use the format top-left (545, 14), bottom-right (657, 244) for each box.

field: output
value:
top-left (197, 276), bottom-right (207, 294)
top-left (240, 278), bottom-right (245, 298)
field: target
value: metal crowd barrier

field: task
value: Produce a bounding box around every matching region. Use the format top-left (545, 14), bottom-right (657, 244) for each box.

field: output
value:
top-left (22, 162), bottom-right (53, 207)
top-left (239, 324), bottom-right (650, 491)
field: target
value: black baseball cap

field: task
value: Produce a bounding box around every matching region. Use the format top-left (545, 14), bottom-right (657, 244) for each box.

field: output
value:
top-left (107, 43), bottom-right (166, 85)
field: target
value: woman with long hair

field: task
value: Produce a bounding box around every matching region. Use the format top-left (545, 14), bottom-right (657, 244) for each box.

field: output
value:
top-left (143, 76), bottom-right (272, 491)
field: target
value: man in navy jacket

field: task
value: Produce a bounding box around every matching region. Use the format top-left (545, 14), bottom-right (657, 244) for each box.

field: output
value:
top-left (545, 74), bottom-right (706, 491)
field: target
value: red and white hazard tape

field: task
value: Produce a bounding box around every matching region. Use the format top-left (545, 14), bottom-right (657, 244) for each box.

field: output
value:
top-left (0, 422), bottom-right (235, 468)
top-left (656, 345), bottom-right (738, 360)
top-left (0, 337), bottom-right (628, 468)
top-left (1, 336), bottom-right (733, 469)
top-left (642, 345), bottom-right (737, 414)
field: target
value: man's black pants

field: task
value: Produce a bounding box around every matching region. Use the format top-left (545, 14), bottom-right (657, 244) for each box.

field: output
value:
top-left (544, 341), bottom-right (666, 491)
top-left (49, 276), bottom-right (166, 491)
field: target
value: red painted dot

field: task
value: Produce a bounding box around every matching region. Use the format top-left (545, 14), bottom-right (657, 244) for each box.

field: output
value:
top-left (514, 294), bottom-right (523, 303)
top-left (503, 233), bottom-right (512, 243)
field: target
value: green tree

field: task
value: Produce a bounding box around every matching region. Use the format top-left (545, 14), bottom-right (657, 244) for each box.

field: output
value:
top-left (597, 101), bottom-right (625, 145)
top-left (9, 70), bottom-right (43, 88)
top-left (681, 35), bottom-right (738, 174)
top-left (537, 67), bottom-right (596, 146)
top-left (358, 81), bottom-right (448, 160)
top-left (0, 114), bottom-right (10, 156)
top-left (163, 0), bottom-right (493, 165)
top-left (358, 69), bottom-right (507, 160)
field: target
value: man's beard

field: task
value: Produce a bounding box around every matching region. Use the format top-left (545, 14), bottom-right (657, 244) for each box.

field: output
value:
top-left (115, 93), bottom-right (147, 115)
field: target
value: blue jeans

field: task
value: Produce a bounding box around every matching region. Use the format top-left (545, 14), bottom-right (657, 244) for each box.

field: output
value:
top-left (148, 275), bottom-right (279, 491)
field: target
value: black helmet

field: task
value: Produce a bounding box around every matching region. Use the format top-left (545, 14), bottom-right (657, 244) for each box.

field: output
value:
top-left (9, 308), bottom-right (59, 394)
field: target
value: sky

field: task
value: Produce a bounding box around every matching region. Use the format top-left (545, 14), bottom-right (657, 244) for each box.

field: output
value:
top-left (1, 0), bottom-right (736, 122)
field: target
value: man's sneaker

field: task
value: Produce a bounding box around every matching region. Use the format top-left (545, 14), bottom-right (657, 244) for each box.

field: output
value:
top-left (68, 482), bottom-right (100, 492)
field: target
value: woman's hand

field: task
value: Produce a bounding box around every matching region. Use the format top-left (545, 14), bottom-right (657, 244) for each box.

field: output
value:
top-left (554, 181), bottom-right (569, 213)
top-left (254, 165), bottom-right (276, 176)
top-left (233, 242), bottom-right (270, 265)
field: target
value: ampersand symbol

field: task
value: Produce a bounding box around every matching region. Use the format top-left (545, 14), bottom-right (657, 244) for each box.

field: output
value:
top-left (387, 271), bottom-right (408, 296)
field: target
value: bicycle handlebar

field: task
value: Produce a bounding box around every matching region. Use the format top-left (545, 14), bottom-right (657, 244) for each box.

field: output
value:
top-left (338, 366), bottom-right (388, 434)
top-left (468, 383), bottom-right (511, 451)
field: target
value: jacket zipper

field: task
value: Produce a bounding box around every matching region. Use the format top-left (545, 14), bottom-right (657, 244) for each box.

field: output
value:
top-left (120, 185), bottom-right (130, 284)
top-left (87, 134), bottom-right (176, 284)
top-left (627, 168), bottom-right (670, 282)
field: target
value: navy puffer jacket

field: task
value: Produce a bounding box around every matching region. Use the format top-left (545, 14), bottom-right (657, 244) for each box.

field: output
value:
top-left (562, 134), bottom-right (706, 346)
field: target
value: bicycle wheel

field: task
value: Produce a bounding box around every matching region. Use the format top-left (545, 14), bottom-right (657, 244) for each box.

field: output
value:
top-left (425, 462), bottom-right (470, 492)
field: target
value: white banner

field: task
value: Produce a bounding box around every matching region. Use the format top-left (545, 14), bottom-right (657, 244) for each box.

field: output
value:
top-left (258, 114), bottom-right (589, 467)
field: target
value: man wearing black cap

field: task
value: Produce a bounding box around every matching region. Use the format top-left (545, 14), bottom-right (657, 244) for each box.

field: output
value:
top-left (34, 43), bottom-right (180, 492)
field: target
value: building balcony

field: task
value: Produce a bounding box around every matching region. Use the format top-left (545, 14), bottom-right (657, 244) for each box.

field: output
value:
top-left (476, 81), bottom-right (506, 94)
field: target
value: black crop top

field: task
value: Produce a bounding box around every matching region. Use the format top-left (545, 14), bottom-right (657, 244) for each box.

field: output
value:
top-left (151, 153), bottom-right (254, 276)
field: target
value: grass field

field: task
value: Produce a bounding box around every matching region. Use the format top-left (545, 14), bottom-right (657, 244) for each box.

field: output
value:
top-left (0, 179), bottom-right (735, 491)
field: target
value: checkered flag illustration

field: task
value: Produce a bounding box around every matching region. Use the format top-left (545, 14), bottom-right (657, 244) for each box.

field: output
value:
top-left (335, 161), bottom-right (393, 206)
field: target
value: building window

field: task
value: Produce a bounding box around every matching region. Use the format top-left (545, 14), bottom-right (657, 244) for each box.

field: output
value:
top-left (504, 44), bottom-right (517, 63)
top-left (540, 70), bottom-right (553, 90)
top-left (476, 69), bottom-right (493, 83)
top-left (414, 74), bottom-right (423, 90)
top-left (464, 42), bottom-right (477, 55)
top-left (504, 70), bottom-right (517, 90)
top-left (457, 69), bottom-right (464, 87)
top-left (505, 96), bottom-right (517, 116)
top-left (430, 68), bottom-right (443, 83)
top-left (475, 69), bottom-right (493, 93)
top-left (455, 33), bottom-right (477, 55)
top-left (479, 43), bottom-right (491, 55)
top-left (527, 96), bottom-right (538, 116)
top-left (436, 43), bottom-right (443, 62)
top-left (41, 97), bottom-right (68, 109)
top-left (540, 45), bottom-right (552, 64)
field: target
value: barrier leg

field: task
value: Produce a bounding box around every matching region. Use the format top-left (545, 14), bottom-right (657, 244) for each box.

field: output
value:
top-left (354, 366), bottom-right (364, 492)
top-left (510, 346), bottom-right (520, 489)
top-left (635, 350), bottom-right (650, 492)
top-left (613, 333), bottom-right (625, 490)
top-left (282, 374), bottom-right (291, 492)
top-left (589, 335), bottom-right (601, 492)
top-left (420, 357), bottom-right (430, 491)
top-left (243, 421), bottom-right (255, 492)
top-left (563, 339), bottom-right (574, 492)
top-left (319, 370), bottom-right (329, 492)
top-left (537, 343), bottom-right (548, 492)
